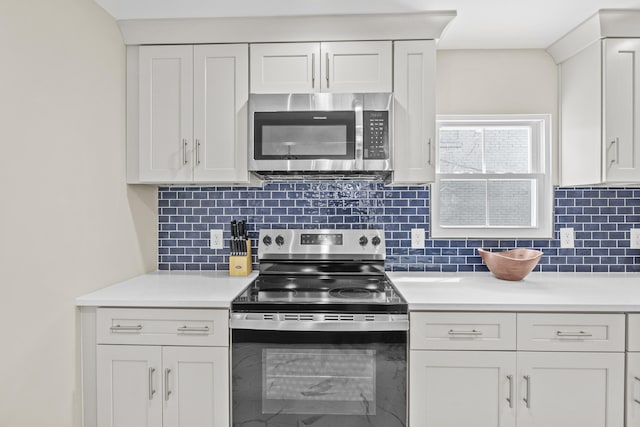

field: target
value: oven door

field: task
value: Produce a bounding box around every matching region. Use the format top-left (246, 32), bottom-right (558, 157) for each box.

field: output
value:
top-left (231, 329), bottom-right (406, 427)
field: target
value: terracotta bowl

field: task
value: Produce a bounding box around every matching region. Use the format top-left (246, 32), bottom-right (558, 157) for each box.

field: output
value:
top-left (477, 248), bottom-right (543, 281)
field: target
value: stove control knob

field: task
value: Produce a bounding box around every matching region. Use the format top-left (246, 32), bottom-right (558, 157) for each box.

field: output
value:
top-left (371, 236), bottom-right (381, 246)
top-left (275, 235), bottom-right (285, 246)
top-left (359, 236), bottom-right (368, 247)
top-left (262, 235), bottom-right (272, 246)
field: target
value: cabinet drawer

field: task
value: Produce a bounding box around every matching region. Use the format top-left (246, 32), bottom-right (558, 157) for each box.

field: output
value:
top-left (410, 312), bottom-right (516, 350)
top-left (627, 314), bottom-right (640, 351)
top-left (96, 308), bottom-right (229, 346)
top-left (517, 313), bottom-right (625, 352)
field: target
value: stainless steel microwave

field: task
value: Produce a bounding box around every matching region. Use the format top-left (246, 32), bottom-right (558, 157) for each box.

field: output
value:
top-left (249, 93), bottom-right (393, 176)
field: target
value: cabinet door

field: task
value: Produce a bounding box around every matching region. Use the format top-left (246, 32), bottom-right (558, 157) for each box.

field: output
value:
top-left (516, 352), bottom-right (624, 427)
top-left (193, 44), bottom-right (250, 182)
top-left (163, 346), bottom-right (229, 427)
top-left (627, 353), bottom-right (640, 426)
top-left (410, 350), bottom-right (516, 427)
top-left (97, 345), bottom-right (162, 427)
top-left (138, 45), bottom-right (194, 182)
top-left (604, 38), bottom-right (640, 182)
top-left (392, 40), bottom-right (436, 184)
top-left (320, 41), bottom-right (392, 93)
top-left (250, 43), bottom-right (320, 93)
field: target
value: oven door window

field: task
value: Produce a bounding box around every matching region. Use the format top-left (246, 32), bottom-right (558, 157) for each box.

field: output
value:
top-left (232, 330), bottom-right (406, 427)
top-left (254, 111), bottom-right (356, 160)
top-left (263, 348), bottom-right (376, 415)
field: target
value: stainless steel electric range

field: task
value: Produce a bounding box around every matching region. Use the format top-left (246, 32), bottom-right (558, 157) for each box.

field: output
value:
top-left (230, 229), bottom-right (407, 427)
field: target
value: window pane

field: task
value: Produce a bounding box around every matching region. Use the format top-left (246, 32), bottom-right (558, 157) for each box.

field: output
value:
top-left (439, 180), bottom-right (486, 226)
top-left (438, 128), bottom-right (483, 173)
top-left (484, 127), bottom-right (530, 173)
top-left (487, 180), bottom-right (533, 226)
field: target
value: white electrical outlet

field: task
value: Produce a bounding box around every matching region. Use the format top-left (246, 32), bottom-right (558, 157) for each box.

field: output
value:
top-left (210, 229), bottom-right (223, 250)
top-left (560, 227), bottom-right (575, 248)
top-left (631, 228), bottom-right (640, 249)
top-left (411, 228), bottom-right (425, 249)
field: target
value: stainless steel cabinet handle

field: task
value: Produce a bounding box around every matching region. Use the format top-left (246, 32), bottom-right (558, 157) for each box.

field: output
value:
top-left (196, 139), bottom-right (201, 165)
top-left (427, 138), bottom-right (432, 165)
top-left (555, 330), bottom-right (592, 337)
top-left (177, 325), bottom-right (210, 333)
top-left (448, 329), bottom-right (483, 336)
top-left (325, 53), bottom-right (330, 88)
top-left (609, 138), bottom-right (619, 166)
top-left (634, 376), bottom-right (640, 405)
top-left (110, 324), bottom-right (142, 332)
top-left (311, 53), bottom-right (315, 88)
top-left (183, 138), bottom-right (188, 165)
top-left (164, 368), bottom-right (172, 401)
top-left (148, 367), bottom-right (156, 400)
top-left (523, 375), bottom-right (531, 408)
top-left (506, 375), bottom-right (513, 408)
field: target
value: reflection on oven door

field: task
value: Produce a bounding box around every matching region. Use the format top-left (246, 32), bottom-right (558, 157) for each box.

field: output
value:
top-left (263, 349), bottom-right (376, 415)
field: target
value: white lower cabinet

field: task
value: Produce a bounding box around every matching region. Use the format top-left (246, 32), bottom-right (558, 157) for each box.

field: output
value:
top-left (409, 312), bottom-right (625, 427)
top-left (410, 351), bottom-right (516, 427)
top-left (97, 345), bottom-right (228, 427)
top-left (627, 353), bottom-right (640, 426)
top-left (97, 345), bottom-right (162, 427)
top-left (94, 308), bottom-right (230, 427)
top-left (516, 352), bottom-right (624, 427)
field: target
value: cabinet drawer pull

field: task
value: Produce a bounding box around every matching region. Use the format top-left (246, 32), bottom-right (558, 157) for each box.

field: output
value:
top-left (555, 330), bottom-right (592, 338)
top-left (177, 325), bottom-right (210, 333)
top-left (196, 139), bottom-right (201, 165)
top-left (634, 376), bottom-right (640, 405)
top-left (506, 375), bottom-right (513, 408)
top-left (148, 367), bottom-right (156, 400)
top-left (110, 324), bottom-right (143, 332)
top-left (523, 375), bottom-right (531, 408)
top-left (427, 138), bottom-right (432, 166)
top-left (448, 329), bottom-right (483, 336)
top-left (164, 368), bottom-right (172, 401)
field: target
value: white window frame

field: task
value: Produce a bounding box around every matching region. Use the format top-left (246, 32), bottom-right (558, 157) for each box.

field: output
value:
top-left (431, 114), bottom-right (553, 239)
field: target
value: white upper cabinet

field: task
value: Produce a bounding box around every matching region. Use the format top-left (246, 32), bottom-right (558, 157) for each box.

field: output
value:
top-left (603, 38), bottom-right (640, 183)
top-left (129, 44), bottom-right (254, 184)
top-left (137, 45), bottom-right (194, 183)
top-left (193, 45), bottom-right (250, 182)
top-left (558, 38), bottom-right (640, 185)
top-left (549, 11), bottom-right (640, 185)
top-left (391, 40), bottom-right (436, 184)
top-left (250, 43), bottom-right (320, 93)
top-left (320, 41), bottom-right (392, 93)
top-left (250, 41), bottom-right (392, 93)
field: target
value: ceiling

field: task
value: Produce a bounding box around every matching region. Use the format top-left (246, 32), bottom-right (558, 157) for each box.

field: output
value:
top-left (94, 0), bottom-right (640, 49)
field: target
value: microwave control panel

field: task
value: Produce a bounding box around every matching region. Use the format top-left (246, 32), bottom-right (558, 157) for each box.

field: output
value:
top-left (363, 111), bottom-right (389, 160)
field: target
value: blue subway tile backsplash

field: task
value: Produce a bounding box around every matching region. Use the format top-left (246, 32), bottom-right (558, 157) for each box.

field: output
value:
top-left (158, 181), bottom-right (640, 272)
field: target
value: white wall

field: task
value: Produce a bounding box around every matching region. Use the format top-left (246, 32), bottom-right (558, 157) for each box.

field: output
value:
top-left (436, 49), bottom-right (559, 180)
top-left (0, 0), bottom-right (156, 425)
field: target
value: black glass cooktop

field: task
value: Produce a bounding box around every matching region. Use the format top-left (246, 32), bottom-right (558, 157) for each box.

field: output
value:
top-left (231, 275), bottom-right (407, 313)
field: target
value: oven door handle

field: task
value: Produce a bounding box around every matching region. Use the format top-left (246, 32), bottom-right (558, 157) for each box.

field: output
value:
top-left (230, 318), bottom-right (409, 332)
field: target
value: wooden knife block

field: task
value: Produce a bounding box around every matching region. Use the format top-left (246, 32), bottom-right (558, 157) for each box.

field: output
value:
top-left (229, 239), bottom-right (252, 276)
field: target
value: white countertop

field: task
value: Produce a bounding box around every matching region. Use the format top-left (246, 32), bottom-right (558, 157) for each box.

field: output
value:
top-left (75, 271), bottom-right (257, 308)
top-left (388, 272), bottom-right (640, 312)
top-left (77, 270), bottom-right (640, 312)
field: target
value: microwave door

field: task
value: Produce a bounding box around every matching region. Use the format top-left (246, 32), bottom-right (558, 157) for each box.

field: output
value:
top-left (252, 111), bottom-right (358, 172)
